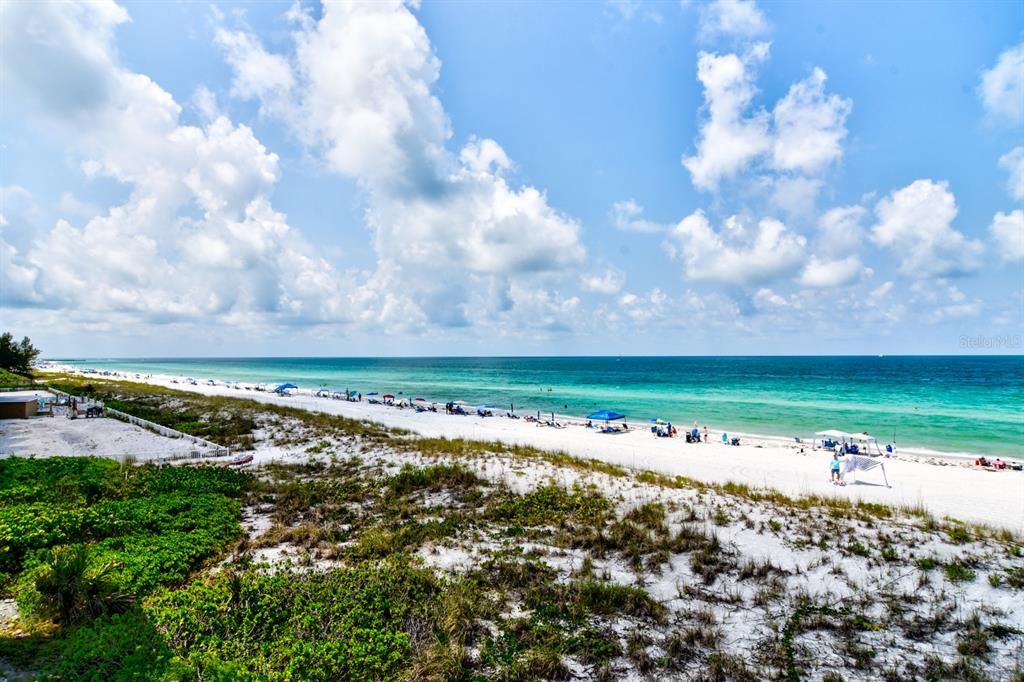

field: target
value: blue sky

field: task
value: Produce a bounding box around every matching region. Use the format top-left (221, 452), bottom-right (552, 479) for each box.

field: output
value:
top-left (1, 0), bottom-right (1021, 357)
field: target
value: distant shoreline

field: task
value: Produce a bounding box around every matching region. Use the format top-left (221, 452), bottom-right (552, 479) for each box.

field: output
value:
top-left (44, 356), bottom-right (1023, 460)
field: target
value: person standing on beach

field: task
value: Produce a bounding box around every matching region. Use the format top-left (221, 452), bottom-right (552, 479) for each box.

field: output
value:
top-left (830, 453), bottom-right (842, 483)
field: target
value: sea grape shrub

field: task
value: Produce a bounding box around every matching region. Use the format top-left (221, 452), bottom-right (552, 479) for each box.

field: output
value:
top-left (129, 465), bottom-right (250, 497)
top-left (0, 458), bottom-right (248, 608)
top-left (0, 457), bottom-right (124, 505)
top-left (36, 608), bottom-right (182, 682)
top-left (2, 495), bottom-right (241, 594)
top-left (0, 504), bottom-right (90, 574)
top-left (145, 562), bottom-right (443, 681)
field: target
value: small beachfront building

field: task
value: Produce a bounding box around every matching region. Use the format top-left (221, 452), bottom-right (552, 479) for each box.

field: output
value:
top-left (0, 391), bottom-right (49, 419)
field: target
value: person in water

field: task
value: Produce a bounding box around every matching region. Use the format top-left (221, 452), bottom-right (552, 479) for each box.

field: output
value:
top-left (831, 453), bottom-right (843, 483)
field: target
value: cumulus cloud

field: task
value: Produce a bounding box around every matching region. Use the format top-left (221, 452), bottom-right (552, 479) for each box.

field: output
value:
top-left (580, 269), bottom-right (625, 294)
top-left (979, 42), bottom-right (1024, 124)
top-left (989, 210), bottom-right (1024, 262)
top-left (682, 45), bottom-right (850, 191)
top-left (606, 287), bottom-right (743, 332)
top-left (682, 44), bottom-right (772, 191)
top-left (216, 0), bottom-right (587, 330)
top-left (0, 0), bottom-right (350, 326)
top-left (0, 0), bottom-right (128, 116)
top-left (698, 0), bottom-right (768, 42)
top-left (753, 287), bottom-right (787, 308)
top-left (609, 200), bottom-right (665, 233)
top-left (771, 67), bottom-right (852, 173)
top-left (998, 147), bottom-right (1024, 201)
top-left (816, 205), bottom-right (867, 254)
top-left (215, 29), bottom-right (294, 106)
top-left (666, 209), bottom-right (806, 285)
top-left (871, 180), bottom-right (983, 278)
top-left (798, 255), bottom-right (870, 288)
top-left (912, 283), bottom-right (981, 323)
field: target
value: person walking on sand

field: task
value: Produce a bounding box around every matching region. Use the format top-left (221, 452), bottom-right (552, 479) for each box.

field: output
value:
top-left (830, 453), bottom-right (842, 483)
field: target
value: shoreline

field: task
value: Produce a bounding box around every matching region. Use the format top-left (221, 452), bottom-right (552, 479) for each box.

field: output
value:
top-left (46, 362), bottom-right (1010, 462)
top-left (45, 364), bottom-right (1024, 532)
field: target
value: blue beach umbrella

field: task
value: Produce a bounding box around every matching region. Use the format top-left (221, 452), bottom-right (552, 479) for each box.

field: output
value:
top-left (367, 392), bottom-right (379, 396)
top-left (274, 383), bottom-right (298, 392)
top-left (588, 410), bottom-right (625, 421)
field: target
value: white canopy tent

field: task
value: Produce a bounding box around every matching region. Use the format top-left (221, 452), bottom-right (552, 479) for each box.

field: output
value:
top-left (848, 432), bottom-right (884, 455)
top-left (815, 429), bottom-right (852, 439)
top-left (814, 430), bottom-right (852, 449)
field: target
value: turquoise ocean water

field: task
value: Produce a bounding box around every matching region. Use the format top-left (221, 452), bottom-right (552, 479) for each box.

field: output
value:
top-left (56, 356), bottom-right (1023, 458)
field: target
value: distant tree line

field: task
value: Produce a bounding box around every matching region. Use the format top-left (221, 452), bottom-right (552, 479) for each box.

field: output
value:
top-left (0, 332), bottom-right (40, 376)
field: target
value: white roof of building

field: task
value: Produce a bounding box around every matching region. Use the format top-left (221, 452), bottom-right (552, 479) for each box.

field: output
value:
top-left (0, 390), bottom-right (53, 403)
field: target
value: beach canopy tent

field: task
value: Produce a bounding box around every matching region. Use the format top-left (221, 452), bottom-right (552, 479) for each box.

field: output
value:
top-left (588, 410), bottom-right (625, 421)
top-left (274, 383), bottom-right (297, 393)
top-left (383, 394), bottom-right (395, 399)
top-left (848, 432), bottom-right (883, 455)
top-left (843, 455), bottom-right (890, 487)
top-left (367, 392), bottom-right (378, 396)
top-left (815, 430), bottom-right (852, 447)
top-left (414, 397), bottom-right (426, 401)
top-left (649, 417), bottom-right (666, 424)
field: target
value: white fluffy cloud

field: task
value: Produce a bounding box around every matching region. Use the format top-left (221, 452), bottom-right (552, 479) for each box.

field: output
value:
top-left (816, 205), bottom-right (867, 254)
top-left (698, 0), bottom-right (768, 41)
top-left (0, 0), bottom-right (350, 326)
top-left (989, 210), bottom-right (1024, 263)
top-left (682, 44), bottom-right (771, 191)
top-left (871, 180), bottom-right (983, 277)
top-left (217, 0), bottom-right (586, 330)
top-left (215, 29), bottom-right (294, 106)
top-left (771, 67), bottom-right (852, 173)
top-left (667, 210), bottom-right (806, 285)
top-left (979, 42), bottom-right (1024, 124)
top-left (798, 255), bottom-right (870, 288)
top-left (682, 45), bottom-right (851, 191)
top-left (609, 200), bottom-right (665, 233)
top-left (999, 147), bottom-right (1024, 201)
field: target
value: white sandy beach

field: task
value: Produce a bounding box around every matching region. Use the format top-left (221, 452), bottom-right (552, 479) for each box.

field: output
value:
top-left (52, 368), bottom-right (1024, 532)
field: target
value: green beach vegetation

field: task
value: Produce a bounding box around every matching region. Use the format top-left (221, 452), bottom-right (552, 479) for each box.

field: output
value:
top-left (0, 369), bottom-right (31, 389)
